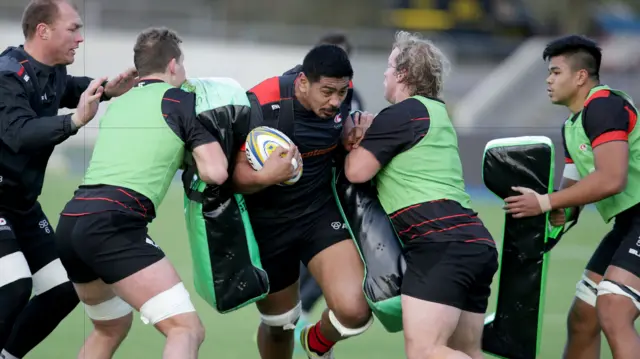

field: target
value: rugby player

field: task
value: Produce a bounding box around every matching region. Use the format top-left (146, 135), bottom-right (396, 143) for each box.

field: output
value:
top-left (345, 31), bottom-right (499, 359)
top-left (0, 1), bottom-right (135, 358)
top-left (295, 31), bottom-right (367, 346)
top-left (54, 27), bottom-right (229, 359)
top-left (505, 35), bottom-right (640, 359)
top-left (233, 44), bottom-right (373, 359)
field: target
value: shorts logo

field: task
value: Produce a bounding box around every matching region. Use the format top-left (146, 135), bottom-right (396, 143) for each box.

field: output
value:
top-left (0, 217), bottom-right (9, 232)
top-left (331, 221), bottom-right (346, 230)
top-left (146, 237), bottom-right (160, 249)
top-left (39, 219), bottom-right (51, 234)
top-left (629, 248), bottom-right (640, 258)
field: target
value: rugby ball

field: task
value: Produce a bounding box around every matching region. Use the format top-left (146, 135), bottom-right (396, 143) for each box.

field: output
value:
top-left (245, 126), bottom-right (303, 185)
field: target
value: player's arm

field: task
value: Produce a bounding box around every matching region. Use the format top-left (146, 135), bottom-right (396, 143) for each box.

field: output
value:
top-left (231, 145), bottom-right (272, 194)
top-left (164, 88), bottom-right (228, 185)
top-left (345, 105), bottom-right (417, 183)
top-left (0, 71), bottom-right (78, 153)
top-left (548, 97), bottom-right (632, 210)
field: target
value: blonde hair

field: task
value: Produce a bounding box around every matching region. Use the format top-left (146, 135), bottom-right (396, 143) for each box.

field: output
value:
top-left (392, 31), bottom-right (451, 99)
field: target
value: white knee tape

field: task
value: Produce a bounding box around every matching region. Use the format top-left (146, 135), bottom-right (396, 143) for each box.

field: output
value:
top-left (260, 302), bottom-right (301, 331)
top-left (328, 310), bottom-right (374, 338)
top-left (597, 280), bottom-right (640, 311)
top-left (84, 296), bottom-right (133, 321)
top-left (575, 275), bottom-right (598, 307)
top-left (32, 259), bottom-right (70, 295)
top-left (0, 252), bottom-right (31, 288)
top-left (140, 282), bottom-right (196, 325)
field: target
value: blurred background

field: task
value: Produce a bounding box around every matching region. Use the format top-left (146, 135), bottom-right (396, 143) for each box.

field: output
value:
top-left (2, 0), bottom-right (640, 188)
top-left (1, 0), bottom-right (640, 358)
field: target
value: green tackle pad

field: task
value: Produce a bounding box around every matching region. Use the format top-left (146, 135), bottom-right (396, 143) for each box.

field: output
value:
top-left (181, 78), bottom-right (269, 313)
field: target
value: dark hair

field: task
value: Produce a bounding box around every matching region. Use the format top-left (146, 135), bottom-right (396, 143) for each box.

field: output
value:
top-left (22, 0), bottom-right (72, 39)
top-left (134, 27), bottom-right (183, 77)
top-left (301, 44), bottom-right (353, 84)
top-left (542, 35), bottom-right (602, 81)
top-left (317, 32), bottom-right (352, 56)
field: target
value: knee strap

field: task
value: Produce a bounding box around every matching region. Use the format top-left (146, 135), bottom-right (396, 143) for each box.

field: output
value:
top-left (575, 274), bottom-right (598, 307)
top-left (260, 302), bottom-right (301, 331)
top-left (85, 296), bottom-right (133, 321)
top-left (328, 310), bottom-right (374, 338)
top-left (140, 282), bottom-right (196, 325)
top-left (32, 259), bottom-right (70, 296)
top-left (597, 279), bottom-right (640, 311)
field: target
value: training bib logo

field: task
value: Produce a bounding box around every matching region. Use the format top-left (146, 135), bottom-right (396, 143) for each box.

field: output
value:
top-left (579, 143), bottom-right (588, 152)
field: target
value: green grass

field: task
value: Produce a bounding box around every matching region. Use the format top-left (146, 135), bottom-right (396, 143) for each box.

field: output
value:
top-left (27, 174), bottom-right (633, 358)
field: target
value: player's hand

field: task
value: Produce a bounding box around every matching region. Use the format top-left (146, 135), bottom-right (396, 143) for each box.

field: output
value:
top-left (104, 67), bottom-right (138, 98)
top-left (503, 186), bottom-right (552, 218)
top-left (260, 145), bottom-right (300, 185)
top-left (71, 77), bottom-right (107, 128)
top-left (344, 111), bottom-right (374, 151)
top-left (549, 209), bottom-right (566, 226)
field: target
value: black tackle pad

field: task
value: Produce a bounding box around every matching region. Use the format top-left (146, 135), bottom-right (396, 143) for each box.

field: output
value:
top-left (332, 168), bottom-right (406, 333)
top-left (481, 136), bottom-right (558, 359)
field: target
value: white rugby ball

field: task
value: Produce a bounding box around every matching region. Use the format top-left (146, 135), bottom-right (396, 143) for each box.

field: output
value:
top-left (245, 126), bottom-right (303, 185)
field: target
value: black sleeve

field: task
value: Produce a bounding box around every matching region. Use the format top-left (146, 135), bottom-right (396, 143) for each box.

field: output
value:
top-left (60, 75), bottom-right (112, 109)
top-left (358, 100), bottom-right (427, 167)
top-left (0, 71), bottom-right (76, 153)
top-left (582, 95), bottom-right (631, 147)
top-left (161, 87), bottom-right (217, 151)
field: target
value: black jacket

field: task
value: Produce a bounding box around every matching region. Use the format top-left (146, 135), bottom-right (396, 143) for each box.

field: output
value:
top-left (0, 45), bottom-right (107, 210)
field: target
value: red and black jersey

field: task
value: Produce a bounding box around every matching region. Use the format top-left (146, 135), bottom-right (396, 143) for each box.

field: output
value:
top-left (243, 72), bottom-right (353, 225)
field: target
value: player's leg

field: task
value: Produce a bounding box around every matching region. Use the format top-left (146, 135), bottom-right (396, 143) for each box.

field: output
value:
top-left (595, 225), bottom-right (640, 359)
top-left (2, 204), bottom-right (80, 359)
top-left (447, 243), bottom-right (499, 359)
top-left (563, 228), bottom-right (621, 359)
top-left (401, 240), bottom-right (498, 359)
top-left (65, 211), bottom-right (204, 359)
top-left (0, 215), bottom-right (32, 355)
top-left (299, 263), bottom-right (323, 321)
top-left (55, 213), bottom-right (133, 359)
top-left (300, 206), bottom-right (372, 357)
top-left (72, 280), bottom-right (133, 359)
top-left (295, 264), bottom-right (323, 353)
top-left (253, 245), bottom-right (301, 359)
top-left (111, 258), bottom-right (204, 359)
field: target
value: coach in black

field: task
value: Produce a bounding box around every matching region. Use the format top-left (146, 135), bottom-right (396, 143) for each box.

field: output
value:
top-left (0, 1), bottom-right (135, 358)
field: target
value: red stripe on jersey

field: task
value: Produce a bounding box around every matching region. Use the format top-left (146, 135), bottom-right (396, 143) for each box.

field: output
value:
top-left (565, 157), bottom-right (574, 164)
top-left (584, 90), bottom-right (610, 107)
top-left (249, 77), bottom-right (281, 105)
top-left (625, 105), bottom-right (637, 133)
top-left (592, 130), bottom-right (628, 148)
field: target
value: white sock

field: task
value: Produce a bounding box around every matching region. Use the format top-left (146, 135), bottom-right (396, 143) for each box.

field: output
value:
top-left (1, 349), bottom-right (19, 359)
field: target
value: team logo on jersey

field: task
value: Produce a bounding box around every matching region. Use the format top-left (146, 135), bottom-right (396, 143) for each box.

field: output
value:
top-left (579, 143), bottom-right (588, 151)
top-left (334, 114), bottom-right (343, 124)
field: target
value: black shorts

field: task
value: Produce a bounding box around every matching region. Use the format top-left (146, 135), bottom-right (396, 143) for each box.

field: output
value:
top-left (402, 241), bottom-right (499, 313)
top-left (252, 200), bottom-right (350, 293)
top-left (0, 202), bottom-right (63, 289)
top-left (393, 199), bottom-right (498, 313)
top-left (55, 210), bottom-right (165, 284)
top-left (586, 205), bottom-right (640, 278)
